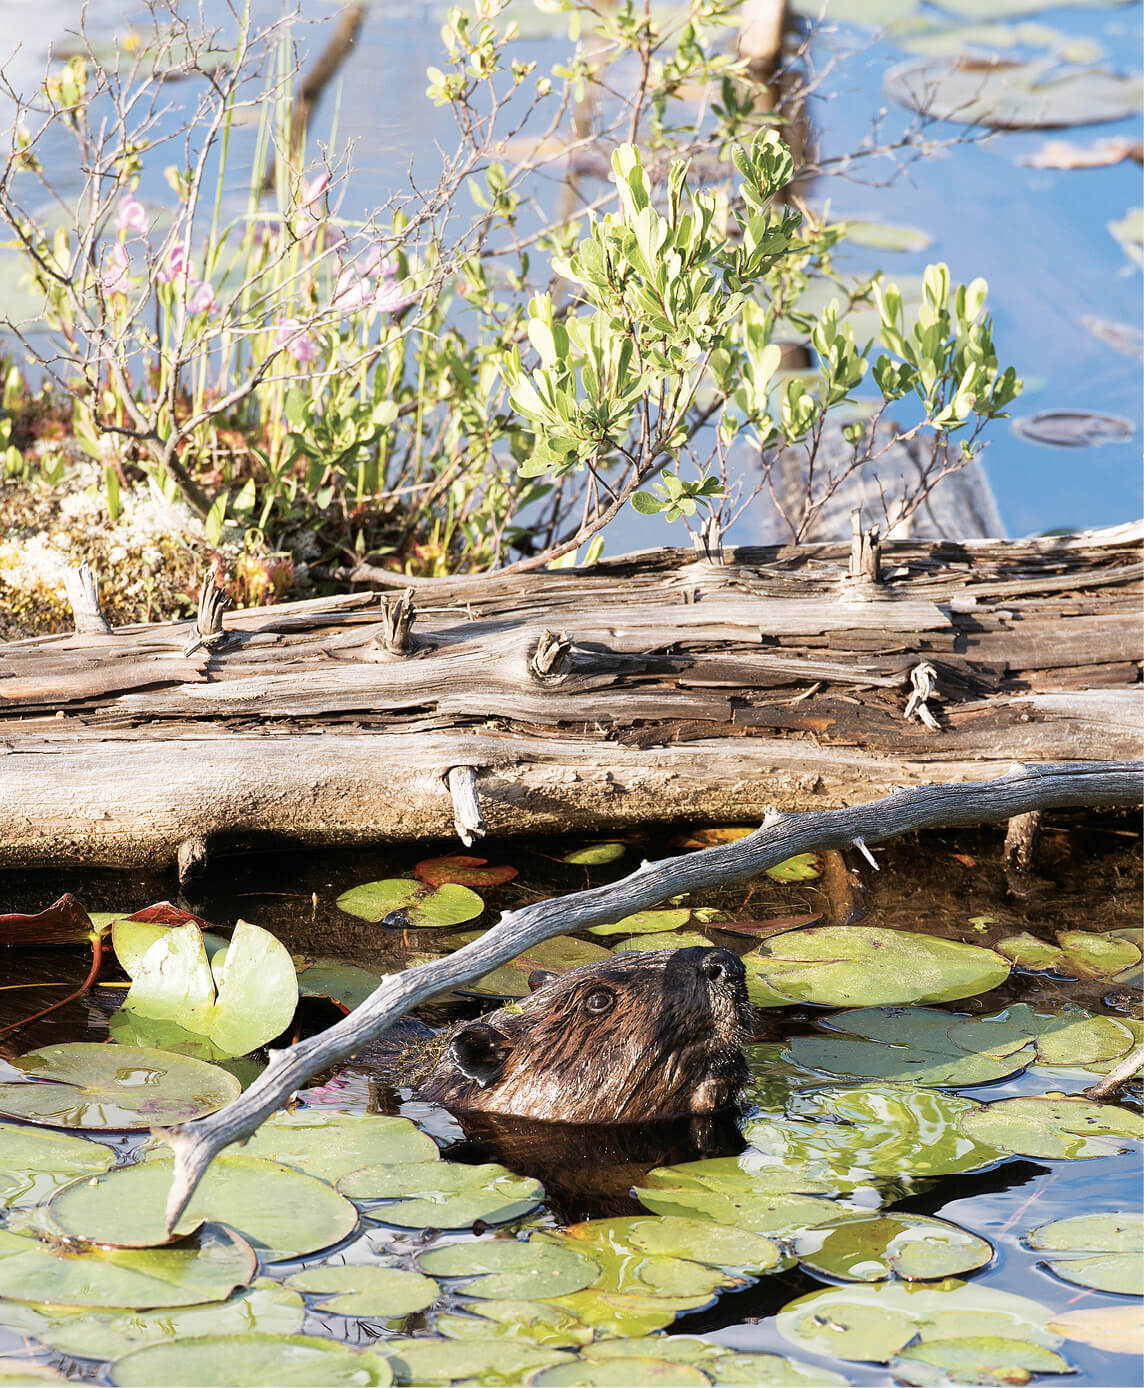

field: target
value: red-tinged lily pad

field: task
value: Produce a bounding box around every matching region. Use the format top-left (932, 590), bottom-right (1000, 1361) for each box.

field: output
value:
top-left (673, 826), bottom-right (755, 850)
top-left (715, 914), bottom-right (822, 939)
top-left (414, 856), bottom-right (518, 888)
top-left (0, 895), bottom-right (93, 947)
top-left (337, 879), bottom-right (484, 929)
top-left (0, 1043), bottom-right (240, 1130)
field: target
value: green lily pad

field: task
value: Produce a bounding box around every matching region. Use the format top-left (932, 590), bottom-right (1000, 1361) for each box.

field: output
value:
top-left (0, 1224), bottom-right (255, 1310)
top-left (996, 933), bottom-right (1068, 972)
top-left (0, 1044), bottom-right (241, 1130)
top-left (378, 1337), bottom-right (571, 1384)
top-left (542, 1288), bottom-right (698, 1337)
top-left (894, 1335), bottom-right (1073, 1384)
top-left (0, 1124), bottom-right (115, 1207)
top-left (120, 920), bottom-right (297, 1058)
top-left (745, 927), bottom-right (1009, 1009)
top-left (530, 1361), bottom-right (710, 1386)
top-left (465, 935), bottom-right (613, 998)
top-left (297, 959), bottom-right (384, 1012)
top-left (105, 1011), bottom-right (233, 1062)
top-left (765, 854), bottom-right (823, 882)
top-left (885, 57), bottom-right (1144, 130)
top-left (562, 843), bottom-right (626, 865)
top-left (414, 856), bottom-right (518, 888)
top-left (336, 879), bottom-right (484, 929)
top-left (1027, 1212), bottom-right (1144, 1295)
top-left (1056, 929), bottom-right (1141, 979)
top-left (634, 1166), bottom-right (860, 1238)
top-left (797, 1213), bottom-right (993, 1282)
top-left (284, 1264), bottom-right (438, 1316)
top-left (959, 1096), bottom-right (1144, 1160)
top-left (612, 932), bottom-right (717, 955)
top-left (416, 1238), bottom-right (598, 1299)
top-left (112, 915), bottom-right (229, 979)
top-left (110, 1334), bottom-right (393, 1387)
top-left (241, 1109), bottom-right (439, 1181)
top-left (436, 1299), bottom-right (594, 1348)
top-left (339, 1160), bottom-right (544, 1228)
top-left (787, 1033), bottom-right (1033, 1087)
top-left (580, 1340), bottom-right (849, 1386)
top-left (952, 1003), bottom-right (1136, 1067)
top-left (49, 1153), bottom-right (358, 1258)
top-left (595, 1216), bottom-right (783, 1275)
top-left (0, 1362), bottom-right (67, 1384)
top-left (841, 219), bottom-right (933, 253)
top-left (535, 1222), bottom-right (743, 1305)
top-left (589, 909), bottom-right (692, 937)
top-left (0, 1280), bottom-right (305, 1361)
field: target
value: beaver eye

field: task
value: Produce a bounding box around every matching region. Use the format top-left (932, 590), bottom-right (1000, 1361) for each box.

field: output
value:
top-left (584, 988), bottom-right (614, 1015)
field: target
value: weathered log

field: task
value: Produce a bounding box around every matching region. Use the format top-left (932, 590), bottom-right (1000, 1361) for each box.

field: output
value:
top-left (159, 759), bottom-right (1143, 1231)
top-left (1, 526), bottom-right (1139, 867)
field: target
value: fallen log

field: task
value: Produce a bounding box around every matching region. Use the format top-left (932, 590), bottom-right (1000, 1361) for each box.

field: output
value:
top-left (0, 524), bottom-right (1140, 868)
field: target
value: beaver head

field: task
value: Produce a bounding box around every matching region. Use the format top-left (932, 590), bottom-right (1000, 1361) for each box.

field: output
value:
top-left (416, 946), bottom-right (752, 1124)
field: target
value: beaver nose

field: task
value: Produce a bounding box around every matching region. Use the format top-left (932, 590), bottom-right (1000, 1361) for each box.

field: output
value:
top-left (699, 948), bottom-right (742, 984)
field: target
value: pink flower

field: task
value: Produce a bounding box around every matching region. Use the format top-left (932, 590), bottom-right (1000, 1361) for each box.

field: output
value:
top-left (295, 172), bottom-right (330, 238)
top-left (333, 268), bottom-right (374, 314)
top-left (275, 317), bottom-right (317, 363)
top-left (102, 242), bottom-right (130, 296)
top-left (188, 280), bottom-right (216, 315)
top-left (300, 172), bottom-right (330, 208)
top-left (374, 277), bottom-right (415, 315)
top-left (158, 241), bottom-right (190, 285)
top-left (115, 195), bottom-right (149, 238)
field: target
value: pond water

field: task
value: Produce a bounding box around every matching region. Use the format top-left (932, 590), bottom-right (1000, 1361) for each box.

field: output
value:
top-left (0, 815), bottom-right (1140, 1385)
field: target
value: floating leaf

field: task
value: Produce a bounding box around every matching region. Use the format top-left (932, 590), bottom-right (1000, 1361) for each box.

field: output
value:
top-left (110, 1334), bottom-right (393, 1387)
top-left (1027, 1212), bottom-right (1144, 1295)
top-left (436, 1299), bottom-right (594, 1348)
top-left (745, 927), bottom-right (1009, 1008)
top-left (1056, 929), bottom-right (1141, 978)
top-left (959, 1096), bottom-right (1144, 1160)
top-left (996, 933), bottom-right (1068, 972)
top-left (1109, 206), bottom-right (1144, 269)
top-left (242, 1109), bottom-right (439, 1183)
top-left (0, 894), bottom-right (93, 947)
top-left (543, 1288), bottom-right (699, 1338)
top-left (296, 959), bottom-right (384, 1012)
top-left (49, 1153), bottom-right (357, 1259)
top-left (673, 826), bottom-right (754, 850)
top-left (589, 909), bottom-right (692, 937)
top-left (788, 1028), bottom-right (1035, 1087)
top-left (416, 1238), bottom-right (598, 1299)
top-left (716, 914), bottom-right (821, 940)
top-left (580, 1340), bottom-right (849, 1386)
top-left (414, 856), bottom-right (518, 888)
top-left (378, 1337), bottom-right (571, 1384)
top-left (0, 1044), bottom-right (240, 1130)
top-left (952, 1002), bottom-right (1136, 1067)
top-left (613, 932), bottom-right (717, 956)
top-left (112, 909), bottom-right (227, 979)
top-left (530, 1360), bottom-right (709, 1386)
top-left (635, 1160), bottom-right (858, 1238)
top-left (894, 1335), bottom-right (1073, 1383)
top-left (1012, 410), bottom-right (1133, 448)
top-left (339, 1160), bottom-right (544, 1228)
top-left (1049, 1305), bottom-right (1143, 1356)
top-left (765, 854), bottom-right (823, 882)
top-left (797, 1213), bottom-right (992, 1282)
top-left (885, 58), bottom-right (1144, 130)
top-left (336, 879), bottom-right (484, 929)
top-left (562, 843), bottom-right (626, 865)
top-left (587, 1215), bottom-right (784, 1276)
top-left (0, 1224), bottom-right (255, 1310)
top-left (106, 1011), bottom-right (233, 1062)
top-left (285, 1264), bottom-right (438, 1316)
top-left (466, 935), bottom-right (613, 998)
top-left (0, 1124), bottom-right (114, 1207)
top-left (0, 1362), bottom-right (67, 1383)
top-left (542, 1222), bottom-right (742, 1306)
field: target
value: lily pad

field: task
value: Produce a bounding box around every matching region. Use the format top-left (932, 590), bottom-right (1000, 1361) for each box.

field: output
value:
top-left (885, 57), bottom-right (1144, 130)
top-left (0, 1124), bottom-right (114, 1207)
top-left (1012, 410), bottom-right (1133, 448)
top-left (436, 1299), bottom-right (594, 1348)
top-left (613, 932), bottom-right (717, 955)
top-left (466, 935), bottom-right (613, 998)
top-left (543, 1288), bottom-right (705, 1337)
top-left (112, 913), bottom-right (229, 979)
top-left (580, 1340), bottom-right (849, 1386)
top-left (297, 959), bottom-right (384, 1012)
top-left (285, 1264), bottom-right (439, 1316)
top-left (589, 909), bottom-right (692, 937)
top-left (416, 1238), bottom-right (598, 1299)
top-left (530, 1361), bottom-right (709, 1387)
top-left (787, 1031), bottom-right (1032, 1087)
top-left (378, 1337), bottom-right (571, 1384)
top-left (952, 1002), bottom-right (1136, 1067)
top-left (894, 1335), bottom-right (1073, 1384)
top-left (1049, 1305), bottom-right (1143, 1356)
top-left (766, 854), bottom-right (823, 882)
top-left (996, 933), bottom-right (1068, 972)
top-left (634, 1163), bottom-right (859, 1238)
top-left (0, 1224), bottom-right (255, 1310)
top-left (541, 1222), bottom-right (742, 1304)
top-left (1026, 1212), bottom-right (1144, 1295)
top-left (336, 879), bottom-right (483, 929)
top-left (1056, 929), bottom-right (1141, 978)
top-left (590, 1215), bottom-right (784, 1275)
top-left (110, 1333), bottom-right (393, 1387)
top-left (562, 843), bottom-right (626, 865)
top-left (1109, 207), bottom-right (1144, 269)
top-left (0, 1044), bottom-right (240, 1130)
top-left (339, 1160), bottom-right (544, 1228)
top-left (49, 1153), bottom-right (358, 1259)
top-left (414, 856), bottom-right (518, 888)
top-left (0, 1280), bottom-right (305, 1361)
top-left (744, 927), bottom-right (1009, 1008)
top-left (797, 1213), bottom-right (993, 1282)
top-left (241, 1109), bottom-right (440, 1182)
top-left (959, 1096), bottom-right (1144, 1160)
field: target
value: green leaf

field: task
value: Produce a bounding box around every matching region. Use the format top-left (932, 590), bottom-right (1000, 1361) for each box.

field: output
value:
top-left (336, 879), bottom-right (484, 929)
top-left (765, 854), bottom-right (823, 882)
top-left (1026, 1212), bottom-right (1144, 1295)
top-left (338, 1160), bottom-right (544, 1229)
top-left (240, 1109), bottom-right (439, 1182)
top-left (959, 1096), bottom-right (1144, 1160)
top-left (796, 1213), bottom-right (992, 1282)
top-left (110, 1334), bottom-right (393, 1387)
top-left (378, 1338), bottom-right (571, 1385)
top-left (562, 842), bottom-right (626, 865)
top-left (589, 908), bottom-right (692, 937)
top-left (416, 1238), bottom-right (598, 1300)
top-left (894, 1335), bottom-right (1073, 1383)
top-left (284, 1264), bottom-right (438, 1317)
top-left (464, 934), bottom-right (613, 998)
top-left (0, 1125), bottom-right (114, 1209)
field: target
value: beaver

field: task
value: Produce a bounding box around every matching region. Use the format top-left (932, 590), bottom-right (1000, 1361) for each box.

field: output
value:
top-left (412, 945), bottom-right (752, 1125)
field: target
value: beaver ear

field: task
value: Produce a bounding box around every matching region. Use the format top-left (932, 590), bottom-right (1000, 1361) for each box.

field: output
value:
top-left (450, 1022), bottom-right (513, 1087)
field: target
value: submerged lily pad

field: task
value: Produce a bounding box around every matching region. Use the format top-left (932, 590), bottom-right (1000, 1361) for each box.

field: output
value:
top-left (110, 1333), bottom-right (393, 1387)
top-left (241, 1109), bottom-right (440, 1182)
top-left (589, 909), bottom-right (692, 937)
top-left (1027, 1212), bottom-right (1144, 1295)
top-left (0, 1125), bottom-right (114, 1207)
top-left (562, 843), bottom-right (626, 865)
top-left (285, 1264), bottom-right (439, 1317)
top-left (744, 927), bottom-right (1009, 1009)
top-left (466, 935), bottom-right (613, 997)
top-left (339, 1160), bottom-right (544, 1228)
top-left (959, 1096), bottom-right (1144, 1160)
top-left (49, 1153), bottom-right (357, 1258)
top-left (336, 879), bottom-right (483, 929)
top-left (378, 1337), bottom-right (571, 1384)
top-left (297, 959), bottom-right (384, 1012)
top-left (416, 1238), bottom-right (598, 1299)
top-left (797, 1213), bottom-right (993, 1282)
top-left (634, 1160), bottom-right (857, 1238)
top-left (542, 1221), bottom-right (744, 1305)
top-left (0, 1044), bottom-right (240, 1130)
top-left (0, 1224), bottom-right (255, 1310)
top-left (1012, 410), bottom-right (1134, 448)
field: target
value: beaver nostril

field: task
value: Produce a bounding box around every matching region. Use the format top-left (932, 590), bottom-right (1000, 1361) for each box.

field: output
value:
top-left (702, 957), bottom-right (727, 982)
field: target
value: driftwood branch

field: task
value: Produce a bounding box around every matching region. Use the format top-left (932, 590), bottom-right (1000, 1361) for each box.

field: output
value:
top-left (1083, 1041), bottom-right (1144, 1101)
top-left (159, 759), bottom-right (1142, 1231)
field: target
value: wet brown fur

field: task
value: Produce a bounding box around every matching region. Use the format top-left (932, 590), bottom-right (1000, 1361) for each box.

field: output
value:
top-left (415, 946), bottom-right (752, 1124)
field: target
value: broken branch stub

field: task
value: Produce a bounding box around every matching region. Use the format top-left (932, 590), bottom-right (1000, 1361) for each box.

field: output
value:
top-left (157, 758), bottom-right (1142, 1233)
top-left (64, 561), bottom-right (112, 635)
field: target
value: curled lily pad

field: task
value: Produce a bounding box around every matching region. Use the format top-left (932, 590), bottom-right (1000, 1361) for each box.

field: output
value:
top-left (110, 1334), bottom-right (393, 1387)
top-left (562, 843), bottom-right (626, 865)
top-left (0, 1044), bottom-right (240, 1130)
top-left (893, 1335), bottom-right (1073, 1384)
top-left (1012, 411), bottom-right (1133, 448)
top-left (284, 1264), bottom-right (438, 1316)
top-left (466, 935), bottom-right (613, 998)
top-left (1026, 1212), bottom-right (1144, 1295)
top-left (297, 959), bottom-right (384, 1012)
top-left (414, 856), bottom-right (518, 888)
top-left (49, 1153), bottom-right (358, 1259)
top-left (336, 879), bottom-right (483, 929)
top-left (589, 909), bottom-right (692, 937)
top-left (112, 912), bottom-right (228, 979)
top-left (797, 1213), bottom-right (993, 1282)
top-left (0, 1124), bottom-right (114, 1207)
top-left (241, 1109), bottom-right (440, 1182)
top-left (378, 1337), bottom-right (571, 1384)
top-left (339, 1160), bottom-right (544, 1228)
top-left (436, 1299), bottom-right (594, 1348)
top-left (530, 1361), bottom-right (709, 1386)
top-left (0, 1224), bottom-right (255, 1310)
top-left (959, 1096), bottom-right (1144, 1160)
top-left (416, 1238), bottom-right (598, 1299)
top-left (0, 1280), bottom-right (304, 1361)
